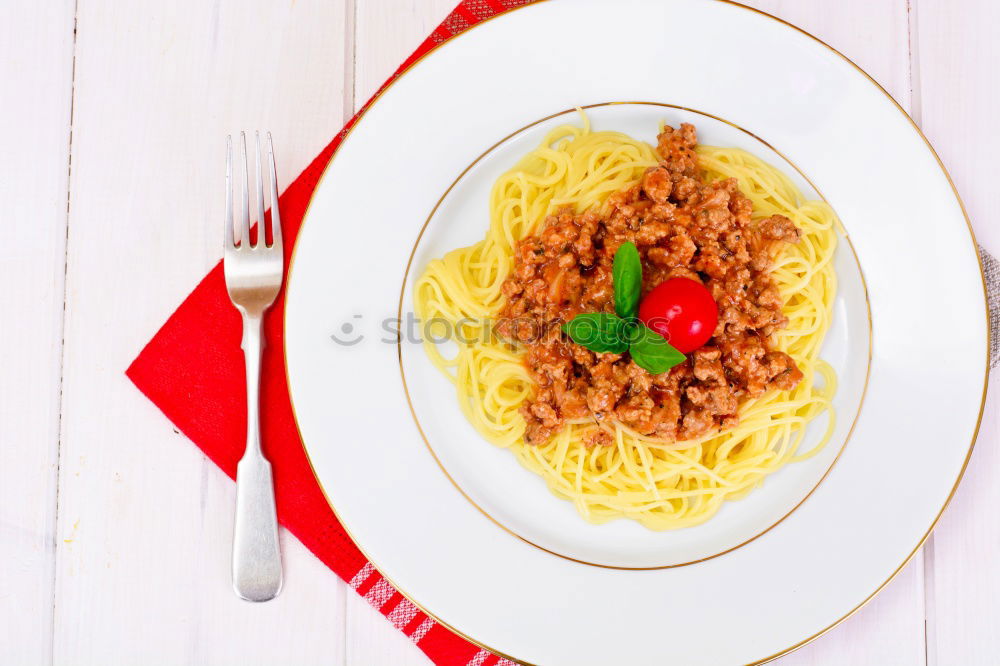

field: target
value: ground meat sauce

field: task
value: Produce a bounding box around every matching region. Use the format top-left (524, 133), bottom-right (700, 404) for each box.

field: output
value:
top-left (495, 124), bottom-right (804, 446)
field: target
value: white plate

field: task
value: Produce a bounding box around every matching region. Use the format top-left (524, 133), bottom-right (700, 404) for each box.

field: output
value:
top-left (285, 1), bottom-right (988, 663)
top-left (401, 102), bottom-right (871, 570)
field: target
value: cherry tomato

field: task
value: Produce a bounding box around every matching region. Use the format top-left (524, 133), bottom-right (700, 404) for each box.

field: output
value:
top-left (638, 277), bottom-right (718, 353)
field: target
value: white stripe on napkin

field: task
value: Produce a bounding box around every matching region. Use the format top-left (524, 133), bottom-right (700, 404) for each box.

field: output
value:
top-left (387, 598), bottom-right (420, 629)
top-left (364, 578), bottom-right (396, 609)
top-left (410, 617), bottom-right (435, 644)
top-left (349, 562), bottom-right (375, 589)
top-left (465, 649), bottom-right (491, 666)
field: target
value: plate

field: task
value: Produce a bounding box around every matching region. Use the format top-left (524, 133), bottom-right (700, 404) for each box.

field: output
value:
top-left (284, 1), bottom-right (988, 663)
top-left (400, 102), bottom-right (872, 569)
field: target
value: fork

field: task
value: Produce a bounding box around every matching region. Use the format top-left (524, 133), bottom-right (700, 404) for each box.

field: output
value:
top-left (224, 131), bottom-right (283, 602)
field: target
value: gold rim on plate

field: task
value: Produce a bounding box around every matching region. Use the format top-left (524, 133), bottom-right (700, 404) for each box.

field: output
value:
top-left (282, 2), bottom-right (991, 664)
top-left (396, 100), bottom-right (874, 571)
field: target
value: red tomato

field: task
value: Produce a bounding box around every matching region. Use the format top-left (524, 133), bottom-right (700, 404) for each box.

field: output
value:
top-left (638, 277), bottom-right (718, 353)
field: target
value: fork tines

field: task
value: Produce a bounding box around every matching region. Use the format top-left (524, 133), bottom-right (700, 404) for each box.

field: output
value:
top-left (225, 131), bottom-right (282, 252)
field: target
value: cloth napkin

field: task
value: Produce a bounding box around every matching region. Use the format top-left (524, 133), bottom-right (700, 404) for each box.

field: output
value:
top-left (983, 249), bottom-right (1000, 367)
top-left (127, 2), bottom-right (999, 665)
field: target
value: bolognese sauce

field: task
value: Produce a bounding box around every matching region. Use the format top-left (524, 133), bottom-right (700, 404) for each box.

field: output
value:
top-left (495, 124), bottom-right (803, 445)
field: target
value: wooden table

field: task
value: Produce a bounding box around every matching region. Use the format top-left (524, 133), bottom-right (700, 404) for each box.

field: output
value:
top-left (2, 1), bottom-right (996, 663)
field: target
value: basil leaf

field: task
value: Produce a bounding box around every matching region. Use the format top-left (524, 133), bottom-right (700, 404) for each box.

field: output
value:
top-left (562, 313), bottom-right (629, 354)
top-left (629, 324), bottom-right (686, 374)
top-left (612, 241), bottom-right (642, 320)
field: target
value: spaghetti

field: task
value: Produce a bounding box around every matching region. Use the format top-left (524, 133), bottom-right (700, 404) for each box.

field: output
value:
top-left (414, 116), bottom-right (838, 529)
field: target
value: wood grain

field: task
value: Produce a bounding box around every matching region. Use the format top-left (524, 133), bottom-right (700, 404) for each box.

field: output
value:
top-left (52, 1), bottom-right (350, 663)
top-left (910, 0), bottom-right (1000, 663)
top-left (913, 0), bottom-right (1000, 256)
top-left (0, 1), bottom-right (75, 664)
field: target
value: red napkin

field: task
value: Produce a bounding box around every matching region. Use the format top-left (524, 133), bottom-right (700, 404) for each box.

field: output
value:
top-left (127, 2), bottom-right (531, 664)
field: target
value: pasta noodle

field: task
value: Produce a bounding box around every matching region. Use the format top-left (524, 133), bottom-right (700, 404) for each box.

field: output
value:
top-left (414, 116), bottom-right (838, 529)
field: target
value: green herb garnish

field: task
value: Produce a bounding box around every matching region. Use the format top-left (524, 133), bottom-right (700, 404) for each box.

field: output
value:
top-left (561, 313), bottom-right (629, 355)
top-left (628, 323), bottom-right (686, 374)
top-left (612, 241), bottom-right (642, 320)
top-left (562, 243), bottom-right (685, 374)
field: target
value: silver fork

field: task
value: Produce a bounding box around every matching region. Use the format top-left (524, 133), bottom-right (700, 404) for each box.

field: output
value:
top-left (224, 131), bottom-right (283, 602)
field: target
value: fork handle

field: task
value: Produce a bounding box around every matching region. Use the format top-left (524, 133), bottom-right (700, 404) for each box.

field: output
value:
top-left (232, 312), bottom-right (282, 601)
